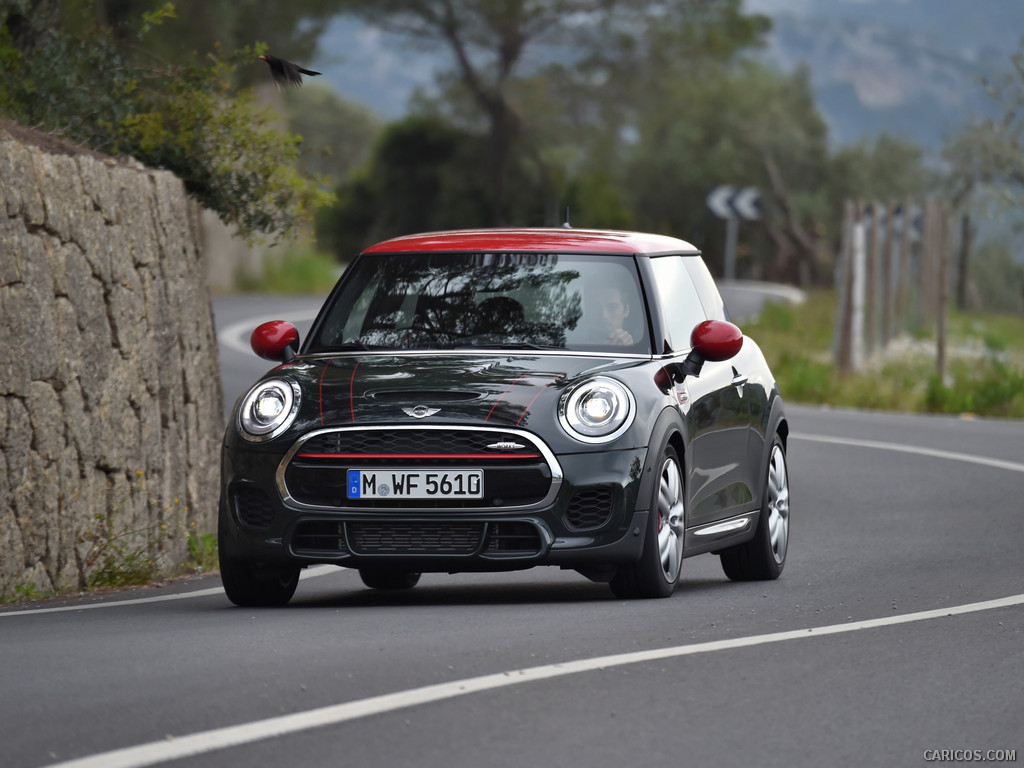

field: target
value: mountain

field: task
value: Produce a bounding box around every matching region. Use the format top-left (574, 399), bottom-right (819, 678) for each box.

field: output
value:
top-left (748, 0), bottom-right (1024, 151)
top-left (314, 1), bottom-right (1024, 153)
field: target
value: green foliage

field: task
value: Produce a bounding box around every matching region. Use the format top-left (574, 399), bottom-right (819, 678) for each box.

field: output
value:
top-left (965, 241), bottom-right (1024, 314)
top-left (284, 81), bottom-right (385, 186)
top-left (0, 2), bottom-right (331, 240)
top-left (80, 510), bottom-right (166, 590)
top-left (317, 116), bottom-right (516, 256)
top-left (185, 532), bottom-right (219, 574)
top-left (744, 291), bottom-right (1024, 418)
top-left (235, 242), bottom-right (343, 294)
top-left (330, 0), bottom-right (774, 238)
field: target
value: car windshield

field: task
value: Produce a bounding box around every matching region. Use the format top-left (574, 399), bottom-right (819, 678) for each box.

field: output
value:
top-left (307, 252), bottom-right (650, 354)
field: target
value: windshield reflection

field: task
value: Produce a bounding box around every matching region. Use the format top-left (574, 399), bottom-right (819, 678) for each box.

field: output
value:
top-left (309, 252), bottom-right (650, 355)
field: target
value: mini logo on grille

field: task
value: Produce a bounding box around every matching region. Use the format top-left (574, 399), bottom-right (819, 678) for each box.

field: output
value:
top-left (486, 441), bottom-right (526, 451)
top-left (402, 405), bottom-right (440, 419)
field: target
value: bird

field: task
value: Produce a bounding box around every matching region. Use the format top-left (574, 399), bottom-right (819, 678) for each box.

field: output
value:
top-left (259, 54), bottom-right (321, 90)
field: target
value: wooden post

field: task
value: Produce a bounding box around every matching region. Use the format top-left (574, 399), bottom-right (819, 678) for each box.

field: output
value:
top-left (896, 197), bottom-right (913, 337)
top-left (881, 200), bottom-right (895, 346)
top-left (936, 202), bottom-right (951, 380)
top-left (920, 199), bottom-right (936, 327)
top-left (851, 203), bottom-right (866, 371)
top-left (865, 201), bottom-right (879, 355)
top-left (956, 213), bottom-right (972, 311)
top-left (833, 200), bottom-right (855, 374)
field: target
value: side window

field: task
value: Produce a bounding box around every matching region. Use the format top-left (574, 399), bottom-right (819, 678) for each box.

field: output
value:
top-left (650, 256), bottom-right (708, 353)
top-left (684, 256), bottom-right (730, 321)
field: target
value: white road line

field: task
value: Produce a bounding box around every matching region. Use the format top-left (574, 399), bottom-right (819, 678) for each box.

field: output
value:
top-left (44, 592), bottom-right (1024, 768)
top-left (217, 310), bottom-right (319, 356)
top-left (791, 432), bottom-right (1024, 474)
top-left (0, 566), bottom-right (338, 618)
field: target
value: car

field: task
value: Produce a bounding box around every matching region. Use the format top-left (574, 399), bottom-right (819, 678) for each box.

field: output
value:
top-left (218, 228), bottom-right (790, 606)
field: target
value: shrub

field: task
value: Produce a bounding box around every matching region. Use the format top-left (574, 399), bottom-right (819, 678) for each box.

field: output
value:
top-left (0, 2), bottom-right (330, 240)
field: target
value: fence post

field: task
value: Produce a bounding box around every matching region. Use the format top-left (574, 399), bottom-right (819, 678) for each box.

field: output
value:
top-left (936, 202), bottom-right (951, 381)
top-left (881, 200), bottom-right (895, 345)
top-left (851, 207), bottom-right (866, 372)
top-left (865, 201), bottom-right (879, 355)
top-left (833, 199), bottom-right (854, 373)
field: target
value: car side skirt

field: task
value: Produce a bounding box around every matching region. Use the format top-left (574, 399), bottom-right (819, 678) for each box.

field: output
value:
top-left (684, 510), bottom-right (758, 557)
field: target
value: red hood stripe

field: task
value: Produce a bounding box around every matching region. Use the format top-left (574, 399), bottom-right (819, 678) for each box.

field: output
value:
top-left (485, 368), bottom-right (535, 423)
top-left (515, 363), bottom-right (591, 425)
top-left (318, 358), bottom-right (334, 425)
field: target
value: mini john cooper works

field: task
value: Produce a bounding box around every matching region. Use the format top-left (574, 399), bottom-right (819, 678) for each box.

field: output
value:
top-left (219, 228), bottom-right (790, 606)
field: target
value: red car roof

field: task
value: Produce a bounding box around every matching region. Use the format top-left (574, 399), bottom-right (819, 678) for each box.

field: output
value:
top-left (361, 228), bottom-right (700, 255)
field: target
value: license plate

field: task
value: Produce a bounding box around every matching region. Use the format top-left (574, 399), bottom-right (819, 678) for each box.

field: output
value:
top-left (347, 469), bottom-right (483, 499)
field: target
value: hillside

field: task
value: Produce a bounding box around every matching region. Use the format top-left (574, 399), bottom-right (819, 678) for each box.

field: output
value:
top-left (315, 0), bottom-right (1023, 153)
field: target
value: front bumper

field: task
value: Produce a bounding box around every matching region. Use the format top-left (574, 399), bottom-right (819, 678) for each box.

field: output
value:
top-left (220, 425), bottom-right (648, 572)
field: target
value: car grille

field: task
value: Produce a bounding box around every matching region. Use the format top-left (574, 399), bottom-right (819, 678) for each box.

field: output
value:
top-left (564, 488), bottom-right (614, 530)
top-left (233, 486), bottom-right (275, 529)
top-left (349, 521), bottom-right (484, 554)
top-left (283, 427), bottom-right (556, 510)
top-left (289, 519), bottom-right (544, 558)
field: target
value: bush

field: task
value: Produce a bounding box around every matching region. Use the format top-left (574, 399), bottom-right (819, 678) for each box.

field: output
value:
top-left (0, 2), bottom-right (330, 240)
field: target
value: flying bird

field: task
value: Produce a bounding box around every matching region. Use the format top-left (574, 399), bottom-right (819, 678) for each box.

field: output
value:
top-left (259, 54), bottom-right (321, 89)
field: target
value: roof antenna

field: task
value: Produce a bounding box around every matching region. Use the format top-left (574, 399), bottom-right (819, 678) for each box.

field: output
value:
top-left (561, 206), bottom-right (572, 228)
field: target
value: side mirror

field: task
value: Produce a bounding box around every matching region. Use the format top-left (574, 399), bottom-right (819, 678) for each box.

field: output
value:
top-left (672, 320), bottom-right (743, 381)
top-left (251, 321), bottom-right (300, 363)
top-left (691, 319), bottom-right (743, 362)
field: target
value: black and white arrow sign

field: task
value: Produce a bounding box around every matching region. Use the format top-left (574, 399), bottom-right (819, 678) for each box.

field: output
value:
top-left (707, 186), bottom-right (762, 220)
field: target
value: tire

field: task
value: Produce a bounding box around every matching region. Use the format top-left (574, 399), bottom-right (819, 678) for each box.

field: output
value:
top-left (219, 551), bottom-right (300, 607)
top-left (720, 436), bottom-right (790, 581)
top-left (359, 568), bottom-right (422, 590)
top-left (610, 445), bottom-right (685, 599)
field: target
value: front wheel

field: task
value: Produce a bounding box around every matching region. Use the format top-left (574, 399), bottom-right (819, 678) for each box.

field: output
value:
top-left (220, 552), bottom-right (300, 607)
top-left (720, 436), bottom-right (790, 581)
top-left (610, 445), bottom-right (685, 599)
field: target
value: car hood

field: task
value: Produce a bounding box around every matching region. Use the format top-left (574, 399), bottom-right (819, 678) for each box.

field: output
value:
top-left (286, 353), bottom-right (642, 429)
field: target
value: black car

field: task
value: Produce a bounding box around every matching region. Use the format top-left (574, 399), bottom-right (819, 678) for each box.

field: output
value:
top-left (219, 228), bottom-right (790, 606)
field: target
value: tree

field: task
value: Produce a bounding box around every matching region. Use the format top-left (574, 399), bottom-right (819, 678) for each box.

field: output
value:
top-left (335, 0), bottom-right (770, 226)
top-left (284, 82), bottom-right (384, 186)
top-left (940, 41), bottom-right (1024, 312)
top-left (0, 1), bottom-right (331, 239)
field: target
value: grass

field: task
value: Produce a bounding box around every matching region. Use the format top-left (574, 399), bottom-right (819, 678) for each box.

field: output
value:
top-left (234, 242), bottom-right (343, 295)
top-left (741, 291), bottom-right (1024, 418)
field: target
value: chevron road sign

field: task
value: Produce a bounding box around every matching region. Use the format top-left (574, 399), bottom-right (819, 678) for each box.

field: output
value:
top-left (707, 185), bottom-right (762, 220)
top-left (707, 186), bottom-right (762, 279)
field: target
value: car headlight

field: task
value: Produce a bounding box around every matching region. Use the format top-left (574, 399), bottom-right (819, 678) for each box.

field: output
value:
top-left (559, 376), bottom-right (636, 443)
top-left (238, 378), bottom-right (300, 441)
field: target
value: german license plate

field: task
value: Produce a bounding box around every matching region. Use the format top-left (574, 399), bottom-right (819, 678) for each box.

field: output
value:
top-left (346, 469), bottom-right (483, 499)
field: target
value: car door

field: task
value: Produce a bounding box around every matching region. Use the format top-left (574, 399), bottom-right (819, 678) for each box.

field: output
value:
top-left (648, 255), bottom-right (753, 528)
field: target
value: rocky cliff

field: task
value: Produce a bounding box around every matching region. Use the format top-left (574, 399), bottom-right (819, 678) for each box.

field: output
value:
top-left (0, 122), bottom-right (224, 596)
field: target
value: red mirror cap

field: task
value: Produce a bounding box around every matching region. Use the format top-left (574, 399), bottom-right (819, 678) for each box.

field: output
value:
top-left (251, 321), bottom-right (299, 362)
top-left (691, 320), bottom-right (743, 362)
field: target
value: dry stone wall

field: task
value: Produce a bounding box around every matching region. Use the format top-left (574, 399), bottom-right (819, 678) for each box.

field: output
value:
top-left (0, 123), bottom-right (224, 596)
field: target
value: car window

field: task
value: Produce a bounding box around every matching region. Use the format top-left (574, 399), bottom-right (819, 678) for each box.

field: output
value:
top-left (309, 252), bottom-right (650, 354)
top-left (649, 256), bottom-right (708, 352)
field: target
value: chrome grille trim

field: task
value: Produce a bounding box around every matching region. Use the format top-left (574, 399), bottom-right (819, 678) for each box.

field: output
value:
top-left (276, 425), bottom-right (563, 512)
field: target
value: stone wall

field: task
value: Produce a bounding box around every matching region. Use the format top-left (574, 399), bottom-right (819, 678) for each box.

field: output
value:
top-left (0, 122), bottom-right (224, 596)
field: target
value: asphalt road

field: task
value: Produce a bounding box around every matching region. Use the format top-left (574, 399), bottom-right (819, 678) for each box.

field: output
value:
top-left (2, 292), bottom-right (1021, 768)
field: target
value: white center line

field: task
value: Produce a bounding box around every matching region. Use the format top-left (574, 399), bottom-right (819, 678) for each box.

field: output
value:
top-left (44, 593), bottom-right (1024, 768)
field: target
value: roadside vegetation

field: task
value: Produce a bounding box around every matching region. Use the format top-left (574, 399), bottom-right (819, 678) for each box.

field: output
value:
top-left (745, 294), bottom-right (1024, 418)
top-left (234, 243), bottom-right (343, 295)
